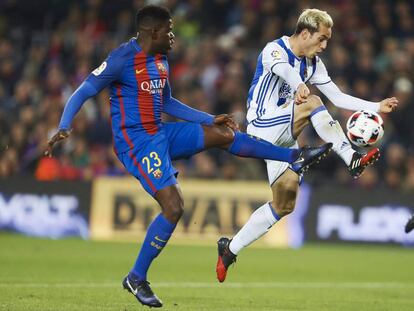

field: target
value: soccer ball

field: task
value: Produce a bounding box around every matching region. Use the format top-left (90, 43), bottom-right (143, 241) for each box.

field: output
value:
top-left (346, 110), bottom-right (384, 147)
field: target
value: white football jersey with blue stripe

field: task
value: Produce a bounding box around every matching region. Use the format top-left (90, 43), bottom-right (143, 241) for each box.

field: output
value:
top-left (246, 36), bottom-right (331, 127)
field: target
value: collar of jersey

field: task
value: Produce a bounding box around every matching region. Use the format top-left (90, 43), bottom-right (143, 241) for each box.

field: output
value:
top-left (281, 36), bottom-right (302, 61)
top-left (131, 38), bottom-right (142, 52)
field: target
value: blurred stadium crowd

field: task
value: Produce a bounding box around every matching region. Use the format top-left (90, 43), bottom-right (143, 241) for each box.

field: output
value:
top-left (0, 0), bottom-right (413, 190)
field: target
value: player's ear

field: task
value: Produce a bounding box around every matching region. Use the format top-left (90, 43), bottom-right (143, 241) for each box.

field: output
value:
top-left (301, 29), bottom-right (310, 39)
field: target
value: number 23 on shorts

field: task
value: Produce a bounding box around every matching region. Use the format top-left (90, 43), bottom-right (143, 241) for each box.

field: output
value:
top-left (141, 152), bottom-right (162, 174)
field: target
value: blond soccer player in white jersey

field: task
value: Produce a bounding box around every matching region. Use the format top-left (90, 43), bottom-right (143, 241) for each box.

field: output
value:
top-left (216, 8), bottom-right (398, 282)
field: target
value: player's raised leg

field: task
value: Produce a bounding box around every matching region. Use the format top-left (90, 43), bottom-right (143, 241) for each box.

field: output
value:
top-left (203, 124), bottom-right (332, 175)
top-left (217, 169), bottom-right (298, 282)
top-left (294, 95), bottom-right (380, 178)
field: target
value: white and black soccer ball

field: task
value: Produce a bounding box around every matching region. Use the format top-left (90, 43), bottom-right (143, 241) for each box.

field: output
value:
top-left (346, 110), bottom-right (384, 147)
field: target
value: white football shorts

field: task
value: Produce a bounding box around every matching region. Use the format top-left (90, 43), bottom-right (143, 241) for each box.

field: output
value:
top-left (247, 100), bottom-right (298, 185)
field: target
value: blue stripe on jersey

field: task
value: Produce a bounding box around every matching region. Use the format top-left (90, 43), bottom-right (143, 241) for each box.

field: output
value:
top-left (311, 57), bottom-right (317, 78)
top-left (299, 58), bottom-right (307, 81)
top-left (277, 97), bottom-right (287, 107)
top-left (254, 73), bottom-right (270, 117)
top-left (254, 114), bottom-right (291, 123)
top-left (276, 38), bottom-right (299, 67)
top-left (267, 77), bottom-right (280, 101)
top-left (253, 116), bottom-right (291, 126)
top-left (257, 73), bottom-right (273, 116)
top-left (247, 52), bottom-right (264, 106)
top-left (306, 57), bottom-right (318, 82)
top-left (251, 119), bottom-right (290, 128)
top-left (252, 119), bottom-right (291, 127)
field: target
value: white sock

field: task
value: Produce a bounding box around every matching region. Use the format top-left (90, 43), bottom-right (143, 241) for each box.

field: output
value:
top-left (310, 107), bottom-right (354, 166)
top-left (229, 202), bottom-right (279, 255)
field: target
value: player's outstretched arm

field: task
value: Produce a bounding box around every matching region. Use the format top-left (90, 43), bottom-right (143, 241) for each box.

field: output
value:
top-left (44, 81), bottom-right (98, 157)
top-left (316, 80), bottom-right (396, 113)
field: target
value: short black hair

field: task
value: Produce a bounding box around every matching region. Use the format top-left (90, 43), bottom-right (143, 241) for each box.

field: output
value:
top-left (136, 5), bottom-right (171, 31)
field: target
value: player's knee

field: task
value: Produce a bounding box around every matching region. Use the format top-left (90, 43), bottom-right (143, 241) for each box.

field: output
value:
top-left (307, 95), bottom-right (324, 110)
top-left (307, 94), bottom-right (322, 105)
top-left (162, 195), bottom-right (184, 223)
top-left (219, 125), bottom-right (235, 145)
top-left (273, 195), bottom-right (296, 217)
top-left (272, 181), bottom-right (298, 217)
top-left (203, 125), bottom-right (235, 149)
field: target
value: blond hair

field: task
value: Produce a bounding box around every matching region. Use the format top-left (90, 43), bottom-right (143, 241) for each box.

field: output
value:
top-left (295, 9), bottom-right (333, 34)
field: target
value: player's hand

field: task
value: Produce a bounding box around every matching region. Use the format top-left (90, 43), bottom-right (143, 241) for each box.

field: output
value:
top-left (44, 129), bottom-right (71, 157)
top-left (213, 114), bottom-right (239, 131)
top-left (379, 97), bottom-right (398, 113)
top-left (295, 83), bottom-right (310, 105)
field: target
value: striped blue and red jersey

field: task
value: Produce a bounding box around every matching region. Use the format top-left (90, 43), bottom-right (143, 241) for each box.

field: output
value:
top-left (86, 38), bottom-right (171, 154)
top-left (58, 38), bottom-right (213, 154)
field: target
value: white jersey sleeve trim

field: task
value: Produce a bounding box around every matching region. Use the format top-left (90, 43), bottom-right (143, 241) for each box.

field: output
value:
top-left (309, 57), bottom-right (332, 85)
top-left (317, 80), bottom-right (380, 112)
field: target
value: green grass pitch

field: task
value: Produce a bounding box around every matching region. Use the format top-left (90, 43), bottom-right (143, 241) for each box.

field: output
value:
top-left (1, 233), bottom-right (414, 311)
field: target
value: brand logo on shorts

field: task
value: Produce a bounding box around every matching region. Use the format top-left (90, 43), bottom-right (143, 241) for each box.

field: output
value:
top-left (153, 169), bottom-right (162, 179)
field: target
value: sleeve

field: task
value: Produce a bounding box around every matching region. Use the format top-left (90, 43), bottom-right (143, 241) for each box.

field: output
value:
top-left (58, 52), bottom-right (124, 130)
top-left (309, 57), bottom-right (332, 86)
top-left (85, 52), bottom-right (124, 93)
top-left (58, 81), bottom-right (98, 130)
top-left (262, 43), bottom-right (303, 91)
top-left (316, 80), bottom-right (380, 112)
top-left (162, 81), bottom-right (214, 125)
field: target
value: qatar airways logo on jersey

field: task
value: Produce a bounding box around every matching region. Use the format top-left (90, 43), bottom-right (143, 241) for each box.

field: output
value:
top-left (140, 78), bottom-right (167, 94)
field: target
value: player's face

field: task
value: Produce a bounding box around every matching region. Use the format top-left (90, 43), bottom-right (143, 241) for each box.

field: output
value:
top-left (303, 25), bottom-right (331, 58)
top-left (154, 19), bottom-right (175, 54)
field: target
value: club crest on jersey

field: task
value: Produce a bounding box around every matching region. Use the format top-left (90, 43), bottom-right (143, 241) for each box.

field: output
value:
top-left (279, 82), bottom-right (291, 99)
top-left (157, 62), bottom-right (166, 73)
top-left (92, 61), bottom-right (107, 76)
top-left (140, 78), bottom-right (167, 94)
top-left (153, 169), bottom-right (163, 179)
top-left (271, 50), bottom-right (281, 59)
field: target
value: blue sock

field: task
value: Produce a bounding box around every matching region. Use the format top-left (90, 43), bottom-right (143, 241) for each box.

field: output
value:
top-left (228, 132), bottom-right (299, 163)
top-left (131, 213), bottom-right (176, 280)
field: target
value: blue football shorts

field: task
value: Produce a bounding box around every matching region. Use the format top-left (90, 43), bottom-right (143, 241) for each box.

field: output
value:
top-left (117, 122), bottom-right (204, 196)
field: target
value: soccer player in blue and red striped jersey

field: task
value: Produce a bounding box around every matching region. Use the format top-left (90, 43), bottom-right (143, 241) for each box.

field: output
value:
top-left (45, 5), bottom-right (332, 308)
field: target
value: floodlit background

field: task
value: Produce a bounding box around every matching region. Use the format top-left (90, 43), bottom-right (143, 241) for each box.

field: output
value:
top-left (0, 1), bottom-right (413, 310)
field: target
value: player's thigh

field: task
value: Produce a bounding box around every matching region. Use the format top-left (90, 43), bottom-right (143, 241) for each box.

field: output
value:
top-left (163, 122), bottom-right (205, 160)
top-left (117, 137), bottom-right (178, 197)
